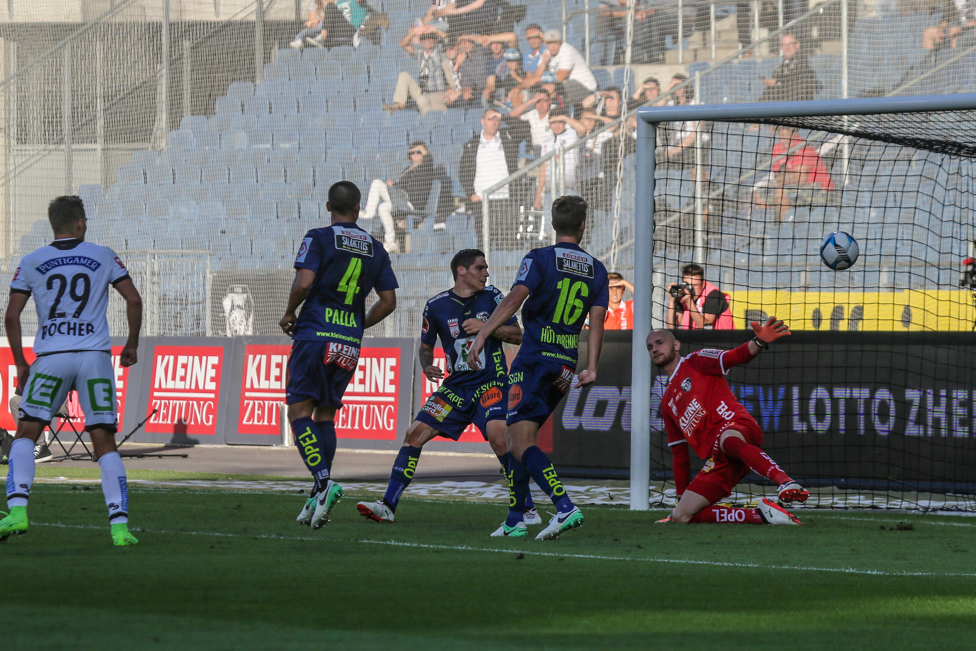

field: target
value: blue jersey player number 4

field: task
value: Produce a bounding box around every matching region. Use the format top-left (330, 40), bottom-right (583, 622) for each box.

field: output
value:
top-left (468, 196), bottom-right (609, 541)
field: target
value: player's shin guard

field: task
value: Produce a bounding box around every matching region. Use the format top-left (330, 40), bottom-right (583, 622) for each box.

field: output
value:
top-left (6, 438), bottom-right (35, 508)
top-left (382, 445), bottom-right (421, 512)
top-left (520, 446), bottom-right (574, 514)
top-left (98, 451), bottom-right (129, 524)
top-left (721, 436), bottom-right (791, 486)
top-left (498, 453), bottom-right (534, 514)
top-left (689, 505), bottom-right (763, 524)
top-left (505, 455), bottom-right (532, 527)
top-left (292, 417), bottom-right (331, 492)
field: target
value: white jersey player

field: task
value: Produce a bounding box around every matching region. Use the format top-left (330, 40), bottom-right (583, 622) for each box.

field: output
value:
top-left (2, 195), bottom-right (143, 546)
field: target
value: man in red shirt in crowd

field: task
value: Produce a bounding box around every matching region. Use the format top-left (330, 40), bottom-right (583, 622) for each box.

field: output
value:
top-left (757, 126), bottom-right (834, 221)
top-left (604, 272), bottom-right (634, 330)
top-left (647, 318), bottom-right (808, 525)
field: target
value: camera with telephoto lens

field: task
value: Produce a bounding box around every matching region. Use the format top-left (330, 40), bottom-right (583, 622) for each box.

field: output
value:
top-left (669, 282), bottom-right (691, 299)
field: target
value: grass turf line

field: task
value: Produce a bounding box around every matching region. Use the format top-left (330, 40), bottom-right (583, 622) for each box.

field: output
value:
top-left (3, 487), bottom-right (975, 650)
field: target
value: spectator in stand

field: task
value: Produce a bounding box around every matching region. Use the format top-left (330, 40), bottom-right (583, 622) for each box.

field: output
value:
top-left (509, 89), bottom-right (553, 151)
top-left (289, 0), bottom-right (368, 49)
top-left (442, 38), bottom-right (477, 108)
top-left (760, 33), bottom-right (821, 102)
top-left (484, 48), bottom-right (528, 109)
top-left (754, 126), bottom-right (834, 222)
top-left (387, 25), bottom-right (449, 115)
top-left (604, 272), bottom-right (635, 330)
top-left (596, 0), bottom-right (628, 65)
top-left (522, 24), bottom-right (546, 74)
top-left (360, 141), bottom-right (439, 253)
top-left (658, 74), bottom-right (708, 169)
top-left (534, 108), bottom-right (586, 210)
top-left (436, 0), bottom-right (499, 38)
top-left (631, 1), bottom-right (698, 64)
top-left (528, 29), bottom-right (599, 111)
top-left (629, 76), bottom-right (663, 109)
top-left (539, 71), bottom-right (571, 112)
top-left (443, 33), bottom-right (506, 105)
top-left (666, 263), bottom-right (734, 330)
top-left (459, 108), bottom-right (520, 244)
top-left (585, 85), bottom-right (624, 119)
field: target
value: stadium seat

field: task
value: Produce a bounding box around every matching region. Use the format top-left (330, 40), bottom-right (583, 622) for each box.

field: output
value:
top-left (258, 163), bottom-right (285, 184)
top-left (225, 198), bottom-right (251, 219)
top-left (244, 96), bottom-right (271, 115)
top-left (195, 129), bottom-right (220, 150)
top-left (180, 115), bottom-right (208, 134)
top-left (227, 81), bottom-right (254, 98)
top-left (146, 199), bottom-right (173, 220)
top-left (248, 128), bottom-right (273, 149)
top-left (272, 94), bottom-right (299, 115)
top-left (171, 199), bottom-right (200, 220)
top-left (269, 149), bottom-right (298, 167)
top-left (274, 128), bottom-right (300, 149)
top-left (202, 163), bottom-right (229, 184)
top-left (344, 60), bottom-right (368, 81)
top-left (180, 183), bottom-right (208, 202)
top-left (255, 80), bottom-right (285, 97)
top-left (289, 61), bottom-right (315, 81)
top-left (237, 149), bottom-right (268, 166)
top-left (299, 94), bottom-right (328, 115)
top-left (216, 96), bottom-right (242, 115)
top-left (328, 95), bottom-right (355, 114)
top-left (287, 162), bottom-right (314, 184)
top-left (175, 164), bottom-right (202, 185)
top-left (276, 48), bottom-right (300, 64)
top-left (117, 165), bottom-right (145, 185)
top-left (230, 163), bottom-right (256, 184)
top-left (259, 181), bottom-right (289, 201)
top-left (251, 198), bottom-right (277, 219)
top-left (300, 199), bottom-right (319, 220)
top-left (263, 62), bottom-right (289, 81)
top-left (146, 164), bottom-right (173, 185)
top-left (277, 200), bottom-right (300, 220)
top-left (302, 48), bottom-right (330, 64)
top-left (315, 161), bottom-right (343, 185)
top-left (168, 130), bottom-right (195, 151)
top-left (284, 80), bottom-right (312, 96)
top-left (185, 148), bottom-right (212, 167)
top-left (198, 199), bottom-right (226, 220)
top-left (222, 129), bottom-right (248, 150)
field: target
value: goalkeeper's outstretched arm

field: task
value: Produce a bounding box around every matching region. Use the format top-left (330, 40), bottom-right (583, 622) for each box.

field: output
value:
top-left (722, 317), bottom-right (791, 370)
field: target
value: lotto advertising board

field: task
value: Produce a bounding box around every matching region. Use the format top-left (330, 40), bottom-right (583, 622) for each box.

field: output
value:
top-left (0, 339), bottom-right (135, 435)
top-left (553, 331), bottom-right (976, 488)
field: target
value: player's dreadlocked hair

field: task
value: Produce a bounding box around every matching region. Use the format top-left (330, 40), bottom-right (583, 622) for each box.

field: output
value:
top-left (48, 195), bottom-right (86, 234)
top-left (450, 248), bottom-right (485, 281)
top-left (551, 195), bottom-right (588, 237)
top-left (328, 181), bottom-right (362, 217)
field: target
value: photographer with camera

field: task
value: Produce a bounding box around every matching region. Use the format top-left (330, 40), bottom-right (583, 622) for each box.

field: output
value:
top-left (666, 263), bottom-right (734, 330)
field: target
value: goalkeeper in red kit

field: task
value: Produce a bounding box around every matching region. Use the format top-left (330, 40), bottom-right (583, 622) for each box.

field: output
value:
top-left (647, 317), bottom-right (808, 525)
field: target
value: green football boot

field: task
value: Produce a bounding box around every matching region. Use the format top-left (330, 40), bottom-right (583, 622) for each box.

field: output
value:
top-left (111, 522), bottom-right (140, 547)
top-left (0, 506), bottom-right (28, 542)
top-left (490, 521), bottom-right (528, 538)
top-left (535, 507), bottom-right (584, 541)
top-left (310, 480), bottom-right (344, 529)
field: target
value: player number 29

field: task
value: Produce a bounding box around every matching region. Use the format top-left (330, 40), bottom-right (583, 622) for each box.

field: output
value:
top-left (552, 278), bottom-right (588, 326)
top-left (46, 272), bottom-right (91, 320)
top-left (337, 258), bottom-right (363, 305)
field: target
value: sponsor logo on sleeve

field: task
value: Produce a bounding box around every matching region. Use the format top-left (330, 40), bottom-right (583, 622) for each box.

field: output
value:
top-left (555, 249), bottom-right (594, 278)
top-left (421, 316), bottom-right (430, 334)
top-left (11, 266), bottom-right (21, 282)
top-left (699, 349), bottom-right (722, 358)
top-left (447, 318), bottom-right (460, 339)
top-left (681, 377), bottom-right (692, 392)
top-left (114, 256), bottom-right (127, 271)
top-left (334, 226), bottom-right (374, 257)
top-left (516, 258), bottom-right (532, 281)
top-left (295, 237), bottom-right (312, 263)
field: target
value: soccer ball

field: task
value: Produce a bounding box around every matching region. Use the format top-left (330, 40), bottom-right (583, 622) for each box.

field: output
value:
top-left (820, 231), bottom-right (859, 270)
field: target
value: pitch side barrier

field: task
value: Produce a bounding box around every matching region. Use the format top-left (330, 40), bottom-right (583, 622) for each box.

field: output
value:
top-left (552, 331), bottom-right (976, 493)
top-left (0, 337), bottom-right (496, 452)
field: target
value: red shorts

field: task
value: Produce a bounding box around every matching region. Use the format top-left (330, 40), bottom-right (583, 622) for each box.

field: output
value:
top-left (686, 417), bottom-right (764, 504)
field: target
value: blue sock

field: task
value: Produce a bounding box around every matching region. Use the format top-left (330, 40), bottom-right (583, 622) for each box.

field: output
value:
top-left (521, 446), bottom-right (574, 513)
top-left (291, 417), bottom-right (330, 493)
top-left (383, 445), bottom-right (421, 512)
top-left (505, 454), bottom-right (533, 527)
top-left (497, 453), bottom-right (535, 513)
top-left (315, 421), bottom-right (337, 474)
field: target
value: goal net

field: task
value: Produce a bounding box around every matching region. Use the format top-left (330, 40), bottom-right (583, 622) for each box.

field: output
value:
top-left (632, 94), bottom-right (976, 513)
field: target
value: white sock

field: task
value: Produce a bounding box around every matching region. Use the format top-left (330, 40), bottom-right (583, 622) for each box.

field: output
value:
top-left (6, 438), bottom-right (35, 508)
top-left (98, 451), bottom-right (129, 524)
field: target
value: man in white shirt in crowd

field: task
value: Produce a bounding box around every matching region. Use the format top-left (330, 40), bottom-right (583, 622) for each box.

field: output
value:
top-left (532, 28), bottom-right (598, 110)
top-left (534, 108), bottom-right (586, 210)
top-left (509, 89), bottom-right (553, 153)
top-left (459, 108), bottom-right (520, 246)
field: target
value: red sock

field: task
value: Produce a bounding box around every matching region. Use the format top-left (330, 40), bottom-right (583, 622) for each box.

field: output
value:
top-left (721, 437), bottom-right (791, 486)
top-left (689, 505), bottom-right (763, 524)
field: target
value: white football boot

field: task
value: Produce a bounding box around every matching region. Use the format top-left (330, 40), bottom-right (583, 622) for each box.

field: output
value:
top-left (757, 497), bottom-right (803, 525)
top-left (356, 500), bottom-right (395, 523)
top-left (490, 521), bottom-right (528, 537)
top-left (296, 491), bottom-right (317, 526)
top-left (310, 480), bottom-right (344, 529)
top-left (535, 507), bottom-right (584, 540)
top-left (523, 507), bottom-right (542, 526)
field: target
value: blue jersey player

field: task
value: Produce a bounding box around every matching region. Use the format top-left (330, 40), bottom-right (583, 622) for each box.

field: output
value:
top-left (468, 196), bottom-right (609, 540)
top-left (356, 249), bottom-right (541, 526)
top-left (280, 181), bottom-right (398, 530)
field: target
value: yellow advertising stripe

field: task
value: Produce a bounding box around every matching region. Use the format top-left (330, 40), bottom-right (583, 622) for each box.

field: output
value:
top-left (729, 290), bottom-right (976, 331)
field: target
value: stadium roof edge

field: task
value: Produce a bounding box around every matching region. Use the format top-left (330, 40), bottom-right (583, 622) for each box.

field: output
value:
top-left (636, 93), bottom-right (976, 124)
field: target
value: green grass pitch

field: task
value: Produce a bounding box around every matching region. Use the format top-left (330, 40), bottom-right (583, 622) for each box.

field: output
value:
top-left (3, 483), bottom-right (976, 650)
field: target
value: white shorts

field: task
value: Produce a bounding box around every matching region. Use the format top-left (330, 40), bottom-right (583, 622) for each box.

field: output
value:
top-left (19, 351), bottom-right (118, 432)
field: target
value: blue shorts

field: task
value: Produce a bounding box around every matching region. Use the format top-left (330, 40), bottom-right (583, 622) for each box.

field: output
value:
top-left (286, 340), bottom-right (360, 408)
top-left (415, 379), bottom-right (507, 441)
top-left (506, 357), bottom-right (576, 426)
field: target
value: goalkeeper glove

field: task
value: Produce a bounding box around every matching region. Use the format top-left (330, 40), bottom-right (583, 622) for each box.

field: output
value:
top-left (750, 316), bottom-right (791, 349)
